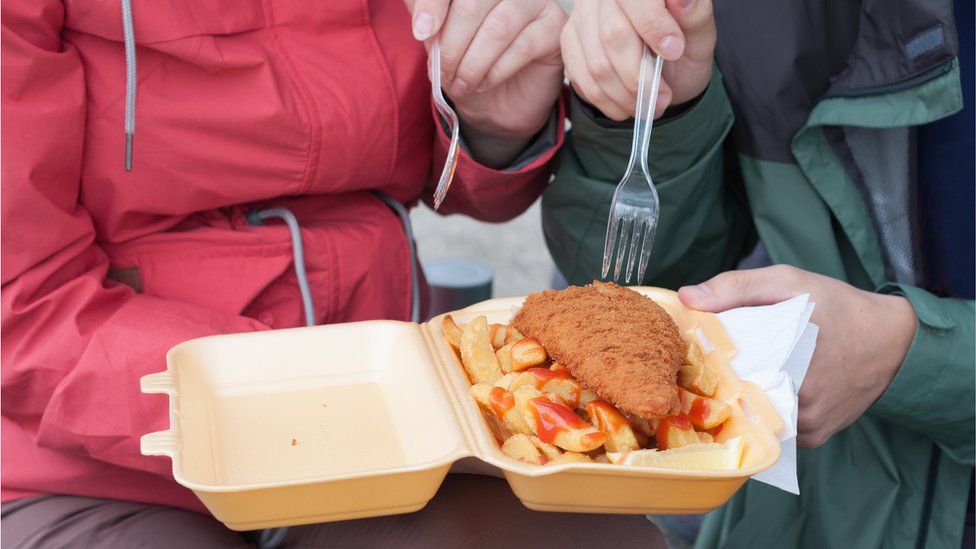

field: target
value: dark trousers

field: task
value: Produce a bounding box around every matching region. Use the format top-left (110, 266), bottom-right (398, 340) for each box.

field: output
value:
top-left (1, 474), bottom-right (666, 548)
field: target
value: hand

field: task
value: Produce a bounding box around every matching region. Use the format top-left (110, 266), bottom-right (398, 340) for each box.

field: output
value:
top-left (405, 0), bottom-right (567, 167)
top-left (677, 265), bottom-right (917, 448)
top-left (561, 0), bottom-right (715, 121)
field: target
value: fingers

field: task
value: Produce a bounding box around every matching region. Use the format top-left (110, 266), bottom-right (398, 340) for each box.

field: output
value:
top-left (439, 0), bottom-right (502, 91)
top-left (563, 0), bottom-right (674, 120)
top-left (480, 3), bottom-right (565, 91)
top-left (562, 22), bottom-right (631, 120)
top-left (614, 0), bottom-right (684, 60)
top-left (664, 0), bottom-right (715, 61)
top-left (577, 0), bottom-right (636, 115)
top-left (599, 0), bottom-right (643, 97)
top-left (457, 0), bottom-right (561, 94)
top-left (677, 265), bottom-right (805, 313)
top-left (406, 0), bottom-right (450, 41)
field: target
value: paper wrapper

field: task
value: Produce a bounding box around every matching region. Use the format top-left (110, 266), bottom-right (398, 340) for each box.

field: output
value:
top-left (712, 295), bottom-right (817, 495)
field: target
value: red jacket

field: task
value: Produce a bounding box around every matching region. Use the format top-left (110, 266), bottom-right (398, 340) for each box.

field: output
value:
top-left (1, 0), bottom-right (562, 512)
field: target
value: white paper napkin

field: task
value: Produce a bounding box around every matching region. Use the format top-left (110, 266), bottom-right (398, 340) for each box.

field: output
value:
top-left (712, 295), bottom-right (818, 495)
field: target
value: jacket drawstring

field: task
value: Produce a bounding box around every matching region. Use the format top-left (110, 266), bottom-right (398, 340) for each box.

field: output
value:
top-left (374, 192), bottom-right (422, 323)
top-left (246, 208), bottom-right (317, 328)
top-left (121, 0), bottom-right (136, 171)
top-left (246, 196), bottom-right (422, 329)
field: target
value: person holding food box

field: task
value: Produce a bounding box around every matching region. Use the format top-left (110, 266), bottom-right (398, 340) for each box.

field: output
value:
top-left (549, 0), bottom-right (974, 547)
top-left (0, 0), bottom-right (674, 546)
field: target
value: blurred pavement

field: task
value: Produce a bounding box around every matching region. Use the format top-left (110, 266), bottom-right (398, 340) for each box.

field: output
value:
top-left (411, 199), bottom-right (556, 299)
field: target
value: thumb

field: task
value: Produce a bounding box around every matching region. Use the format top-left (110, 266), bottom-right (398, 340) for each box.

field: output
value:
top-left (664, 0), bottom-right (715, 62)
top-left (406, 0), bottom-right (449, 41)
top-left (677, 266), bottom-right (802, 312)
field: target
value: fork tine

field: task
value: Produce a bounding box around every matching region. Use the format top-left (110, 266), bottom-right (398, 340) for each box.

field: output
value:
top-left (636, 220), bottom-right (657, 284)
top-left (612, 217), bottom-right (633, 281)
top-left (602, 212), bottom-right (621, 279)
top-left (624, 218), bottom-right (644, 283)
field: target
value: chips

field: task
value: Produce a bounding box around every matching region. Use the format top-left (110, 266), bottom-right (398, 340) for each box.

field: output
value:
top-left (654, 416), bottom-right (702, 450)
top-left (509, 368), bottom-right (582, 409)
top-left (586, 400), bottom-right (640, 453)
top-left (510, 338), bottom-right (548, 370)
top-left (502, 433), bottom-right (545, 465)
top-left (452, 314), bottom-right (736, 467)
top-left (460, 316), bottom-right (503, 384)
top-left (441, 315), bottom-right (463, 350)
top-left (512, 385), bottom-right (608, 453)
top-left (678, 340), bottom-right (718, 397)
top-left (678, 389), bottom-right (732, 430)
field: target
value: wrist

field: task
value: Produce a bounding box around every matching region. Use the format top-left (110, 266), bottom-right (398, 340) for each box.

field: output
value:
top-left (874, 293), bottom-right (918, 385)
top-left (458, 119), bottom-right (539, 169)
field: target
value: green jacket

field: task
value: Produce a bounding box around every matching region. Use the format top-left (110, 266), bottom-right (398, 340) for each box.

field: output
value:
top-left (542, 1), bottom-right (974, 548)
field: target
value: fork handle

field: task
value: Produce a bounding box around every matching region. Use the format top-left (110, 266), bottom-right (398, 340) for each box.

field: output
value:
top-left (626, 45), bottom-right (665, 180)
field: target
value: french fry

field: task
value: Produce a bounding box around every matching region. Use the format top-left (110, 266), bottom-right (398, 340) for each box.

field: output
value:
top-left (498, 338), bottom-right (549, 373)
top-left (489, 324), bottom-right (511, 349)
top-left (685, 339), bottom-right (706, 367)
top-left (469, 383), bottom-right (532, 436)
top-left (481, 411), bottom-right (511, 441)
top-left (529, 436), bottom-right (563, 461)
top-left (513, 386), bottom-right (607, 453)
top-left (625, 413), bottom-right (654, 448)
top-left (654, 415), bottom-right (701, 450)
top-left (442, 315), bottom-right (463, 350)
top-left (460, 316), bottom-right (503, 384)
top-left (543, 393), bottom-right (573, 409)
top-left (677, 361), bottom-right (719, 397)
top-left (586, 400), bottom-right (640, 453)
top-left (502, 433), bottom-right (545, 465)
top-left (624, 414), bottom-right (655, 448)
top-left (469, 383), bottom-right (493, 402)
top-left (678, 389), bottom-right (732, 430)
top-left (549, 451), bottom-right (593, 465)
top-left (509, 338), bottom-right (548, 371)
top-left (578, 388), bottom-right (600, 408)
top-left (496, 341), bottom-right (516, 373)
top-left (494, 372), bottom-right (519, 391)
top-left (626, 414), bottom-right (654, 438)
top-left (468, 384), bottom-right (512, 439)
top-left (706, 422), bottom-right (726, 439)
top-left (509, 367), bottom-right (582, 408)
top-left (504, 326), bottom-right (524, 345)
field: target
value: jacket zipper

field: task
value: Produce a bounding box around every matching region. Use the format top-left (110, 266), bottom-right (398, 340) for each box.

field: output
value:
top-left (915, 444), bottom-right (941, 549)
top-left (823, 59), bottom-right (955, 100)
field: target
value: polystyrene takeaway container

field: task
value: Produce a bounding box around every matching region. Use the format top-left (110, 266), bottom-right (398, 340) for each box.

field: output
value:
top-left (141, 287), bottom-right (783, 530)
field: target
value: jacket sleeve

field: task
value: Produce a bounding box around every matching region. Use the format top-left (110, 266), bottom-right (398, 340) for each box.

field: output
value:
top-left (868, 284), bottom-right (975, 466)
top-left (1, 0), bottom-right (267, 478)
top-left (540, 68), bottom-right (755, 288)
top-left (427, 96), bottom-right (566, 223)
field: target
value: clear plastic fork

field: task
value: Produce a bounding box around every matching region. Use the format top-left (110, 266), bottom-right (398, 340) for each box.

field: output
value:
top-left (429, 38), bottom-right (460, 210)
top-left (601, 45), bottom-right (664, 284)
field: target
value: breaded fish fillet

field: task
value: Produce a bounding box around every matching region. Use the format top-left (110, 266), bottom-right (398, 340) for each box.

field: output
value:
top-left (512, 282), bottom-right (683, 419)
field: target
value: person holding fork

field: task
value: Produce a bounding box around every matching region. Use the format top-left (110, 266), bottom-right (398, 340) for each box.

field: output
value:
top-left (1, 0), bottom-right (668, 546)
top-left (548, 0), bottom-right (974, 547)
